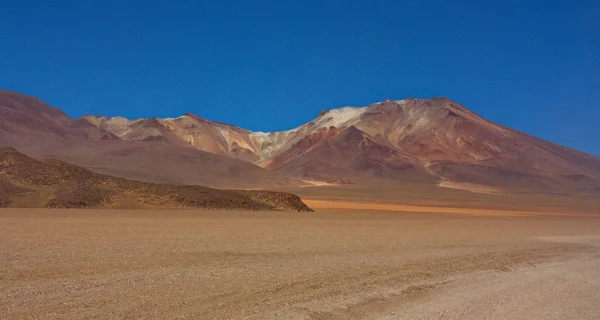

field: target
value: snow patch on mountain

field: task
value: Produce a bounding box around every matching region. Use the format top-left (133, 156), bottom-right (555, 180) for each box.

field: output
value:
top-left (315, 106), bottom-right (366, 129)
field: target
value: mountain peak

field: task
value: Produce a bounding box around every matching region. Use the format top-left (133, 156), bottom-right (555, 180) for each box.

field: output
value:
top-left (0, 89), bottom-right (67, 118)
top-left (335, 125), bottom-right (378, 144)
top-left (131, 118), bottom-right (165, 129)
top-left (184, 112), bottom-right (202, 119)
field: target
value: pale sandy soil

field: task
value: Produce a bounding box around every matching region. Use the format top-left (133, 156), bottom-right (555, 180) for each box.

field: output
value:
top-left (1, 208), bottom-right (599, 319)
top-left (437, 180), bottom-right (503, 195)
top-left (299, 180), bottom-right (338, 187)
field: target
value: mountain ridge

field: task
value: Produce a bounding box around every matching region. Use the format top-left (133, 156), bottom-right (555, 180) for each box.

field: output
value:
top-left (2, 89), bottom-right (600, 195)
top-left (0, 89), bottom-right (296, 189)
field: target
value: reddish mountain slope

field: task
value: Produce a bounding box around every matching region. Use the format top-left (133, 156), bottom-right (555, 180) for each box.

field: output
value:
top-left (0, 90), bottom-right (117, 150)
top-left (83, 112), bottom-right (263, 162)
top-left (349, 99), bottom-right (600, 193)
top-left (0, 90), bottom-right (292, 189)
top-left (268, 126), bottom-right (431, 184)
top-left (248, 98), bottom-right (599, 193)
top-left (354, 99), bottom-right (600, 173)
top-left (4, 89), bottom-right (600, 194)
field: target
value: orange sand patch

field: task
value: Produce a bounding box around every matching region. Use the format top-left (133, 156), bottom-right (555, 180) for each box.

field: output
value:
top-left (303, 199), bottom-right (574, 217)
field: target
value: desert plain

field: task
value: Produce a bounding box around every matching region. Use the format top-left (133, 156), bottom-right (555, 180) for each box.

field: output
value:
top-left (1, 202), bottom-right (599, 320)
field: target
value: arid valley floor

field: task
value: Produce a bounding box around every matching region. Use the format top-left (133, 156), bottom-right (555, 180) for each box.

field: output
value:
top-left (1, 205), bottom-right (599, 319)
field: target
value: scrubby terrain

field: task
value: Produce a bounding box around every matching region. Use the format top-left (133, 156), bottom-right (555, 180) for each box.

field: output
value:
top-left (0, 147), bottom-right (312, 211)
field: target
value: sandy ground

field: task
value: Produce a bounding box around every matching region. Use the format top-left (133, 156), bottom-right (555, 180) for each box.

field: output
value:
top-left (1, 208), bottom-right (599, 319)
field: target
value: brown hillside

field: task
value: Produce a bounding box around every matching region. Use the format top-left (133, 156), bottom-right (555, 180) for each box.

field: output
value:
top-left (0, 148), bottom-right (312, 211)
top-left (270, 126), bottom-right (433, 184)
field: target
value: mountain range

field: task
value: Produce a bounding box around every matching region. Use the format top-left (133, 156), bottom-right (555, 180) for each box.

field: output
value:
top-left (2, 89), bottom-right (600, 196)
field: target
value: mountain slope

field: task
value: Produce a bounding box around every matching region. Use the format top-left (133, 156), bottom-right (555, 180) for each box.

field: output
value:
top-left (0, 147), bottom-right (312, 211)
top-left (0, 90), bottom-right (293, 189)
top-left (4, 89), bottom-right (600, 195)
top-left (267, 126), bottom-right (431, 184)
top-left (82, 97), bottom-right (600, 194)
top-left (349, 99), bottom-right (600, 193)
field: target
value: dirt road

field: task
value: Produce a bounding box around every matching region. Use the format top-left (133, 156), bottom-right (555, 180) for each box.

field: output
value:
top-left (378, 237), bottom-right (600, 320)
top-left (1, 209), bottom-right (599, 319)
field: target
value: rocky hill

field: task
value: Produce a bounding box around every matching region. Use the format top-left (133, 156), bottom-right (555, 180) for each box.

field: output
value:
top-left (0, 147), bottom-right (312, 211)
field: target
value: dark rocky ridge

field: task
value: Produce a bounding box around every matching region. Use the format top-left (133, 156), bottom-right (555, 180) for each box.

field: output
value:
top-left (0, 148), bottom-right (313, 211)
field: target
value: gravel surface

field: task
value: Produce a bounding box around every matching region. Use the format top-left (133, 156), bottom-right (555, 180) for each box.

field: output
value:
top-left (1, 209), bottom-right (599, 319)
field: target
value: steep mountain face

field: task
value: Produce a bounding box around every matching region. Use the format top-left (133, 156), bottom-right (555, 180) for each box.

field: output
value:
top-left (0, 90), bottom-right (293, 189)
top-left (0, 147), bottom-right (312, 211)
top-left (268, 126), bottom-right (430, 184)
top-left (348, 99), bottom-right (600, 193)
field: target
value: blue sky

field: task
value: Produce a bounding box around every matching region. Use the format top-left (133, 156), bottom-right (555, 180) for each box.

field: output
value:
top-left (1, 1), bottom-right (599, 155)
